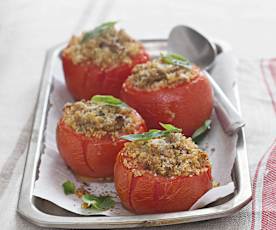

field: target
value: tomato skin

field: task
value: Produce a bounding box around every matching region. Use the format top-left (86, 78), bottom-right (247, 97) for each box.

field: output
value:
top-left (114, 152), bottom-right (212, 214)
top-left (62, 50), bottom-right (149, 100)
top-left (56, 118), bottom-right (147, 179)
top-left (120, 75), bottom-right (213, 137)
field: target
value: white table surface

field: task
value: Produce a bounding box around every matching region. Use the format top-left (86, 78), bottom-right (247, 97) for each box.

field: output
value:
top-left (1, 0), bottom-right (276, 229)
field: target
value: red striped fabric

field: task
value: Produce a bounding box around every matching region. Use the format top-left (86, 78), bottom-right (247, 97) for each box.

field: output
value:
top-left (268, 59), bottom-right (276, 87)
top-left (251, 145), bottom-right (267, 230)
top-left (261, 142), bottom-right (276, 229)
top-left (260, 60), bottom-right (276, 114)
top-left (251, 58), bottom-right (276, 229)
top-left (251, 141), bottom-right (276, 230)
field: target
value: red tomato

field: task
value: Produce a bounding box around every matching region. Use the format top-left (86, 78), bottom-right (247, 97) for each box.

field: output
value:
top-left (114, 152), bottom-right (212, 214)
top-left (62, 50), bottom-right (149, 100)
top-left (121, 75), bottom-right (213, 136)
top-left (56, 118), bottom-right (146, 179)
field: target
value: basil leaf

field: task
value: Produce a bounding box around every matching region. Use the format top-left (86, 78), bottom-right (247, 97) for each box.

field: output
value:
top-left (161, 53), bottom-right (192, 69)
top-left (169, 53), bottom-right (188, 61)
top-left (160, 123), bottom-right (182, 132)
top-left (62, 180), bottom-right (76, 195)
top-left (192, 120), bottom-right (212, 143)
top-left (121, 130), bottom-right (164, 141)
top-left (81, 21), bottom-right (117, 43)
top-left (91, 95), bottom-right (127, 107)
top-left (121, 123), bottom-right (182, 141)
top-left (96, 196), bottom-right (115, 210)
top-left (82, 194), bottom-right (115, 211)
top-left (82, 194), bottom-right (98, 206)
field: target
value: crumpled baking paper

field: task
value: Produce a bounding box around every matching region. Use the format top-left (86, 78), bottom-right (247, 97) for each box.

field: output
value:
top-left (33, 49), bottom-right (239, 216)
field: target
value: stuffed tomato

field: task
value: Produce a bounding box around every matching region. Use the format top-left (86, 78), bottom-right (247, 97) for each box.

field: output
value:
top-left (120, 54), bottom-right (213, 136)
top-left (114, 130), bottom-right (213, 214)
top-left (62, 22), bottom-right (149, 100)
top-left (56, 95), bottom-right (146, 180)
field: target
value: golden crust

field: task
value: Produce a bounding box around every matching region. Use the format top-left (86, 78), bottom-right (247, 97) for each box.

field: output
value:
top-left (126, 59), bottom-right (200, 91)
top-left (62, 100), bottom-right (143, 138)
top-left (62, 27), bottom-right (143, 69)
top-left (122, 133), bottom-right (211, 177)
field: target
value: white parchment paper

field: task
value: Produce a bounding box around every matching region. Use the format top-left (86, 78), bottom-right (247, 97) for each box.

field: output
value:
top-left (33, 51), bottom-right (238, 215)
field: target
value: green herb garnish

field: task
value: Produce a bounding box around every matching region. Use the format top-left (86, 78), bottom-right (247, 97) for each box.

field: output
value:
top-left (121, 129), bottom-right (164, 141)
top-left (160, 52), bottom-right (192, 69)
top-left (82, 194), bottom-right (115, 211)
top-left (192, 119), bottom-right (212, 143)
top-left (160, 123), bottom-right (182, 132)
top-left (91, 95), bottom-right (127, 107)
top-left (121, 123), bottom-right (182, 141)
top-left (62, 180), bottom-right (76, 195)
top-left (81, 21), bottom-right (117, 43)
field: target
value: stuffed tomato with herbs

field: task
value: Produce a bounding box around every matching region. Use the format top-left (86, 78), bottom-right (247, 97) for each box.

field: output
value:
top-left (56, 95), bottom-right (146, 180)
top-left (62, 21), bottom-right (149, 100)
top-left (120, 53), bottom-right (213, 136)
top-left (114, 125), bottom-right (213, 214)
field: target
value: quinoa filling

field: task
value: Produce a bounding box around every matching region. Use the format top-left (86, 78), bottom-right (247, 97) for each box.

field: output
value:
top-left (122, 133), bottom-right (211, 177)
top-left (62, 100), bottom-right (142, 138)
top-left (62, 26), bottom-right (143, 69)
top-left (126, 59), bottom-right (200, 91)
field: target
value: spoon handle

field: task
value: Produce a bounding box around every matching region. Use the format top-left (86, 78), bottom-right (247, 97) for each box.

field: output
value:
top-left (204, 72), bottom-right (245, 135)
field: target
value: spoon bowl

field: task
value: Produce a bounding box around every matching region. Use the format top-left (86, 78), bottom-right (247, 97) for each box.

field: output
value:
top-left (168, 25), bottom-right (245, 134)
top-left (168, 25), bottom-right (217, 70)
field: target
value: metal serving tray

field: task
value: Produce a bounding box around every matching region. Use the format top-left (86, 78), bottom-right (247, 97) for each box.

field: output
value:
top-left (17, 39), bottom-right (252, 229)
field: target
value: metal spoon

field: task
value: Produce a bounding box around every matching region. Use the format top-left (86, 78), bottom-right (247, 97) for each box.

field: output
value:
top-left (168, 25), bottom-right (217, 70)
top-left (168, 25), bottom-right (245, 135)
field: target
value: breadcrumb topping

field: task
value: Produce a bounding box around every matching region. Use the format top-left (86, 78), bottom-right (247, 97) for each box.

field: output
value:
top-left (122, 133), bottom-right (211, 177)
top-left (62, 100), bottom-right (143, 138)
top-left (62, 26), bottom-right (143, 69)
top-left (126, 59), bottom-right (200, 91)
